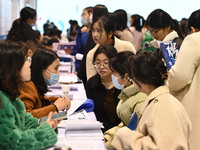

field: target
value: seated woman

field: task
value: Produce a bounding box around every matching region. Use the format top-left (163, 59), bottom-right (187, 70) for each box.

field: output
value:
top-left (111, 51), bottom-right (191, 149)
top-left (86, 45), bottom-right (121, 132)
top-left (20, 48), bottom-right (71, 118)
top-left (86, 14), bottom-right (136, 80)
top-left (104, 51), bottom-right (147, 150)
top-left (0, 41), bottom-right (58, 149)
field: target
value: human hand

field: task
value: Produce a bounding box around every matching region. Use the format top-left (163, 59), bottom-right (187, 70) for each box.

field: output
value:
top-left (54, 97), bottom-right (68, 111)
top-left (46, 112), bottom-right (59, 130)
top-left (64, 96), bottom-right (71, 110)
top-left (81, 26), bottom-right (87, 33)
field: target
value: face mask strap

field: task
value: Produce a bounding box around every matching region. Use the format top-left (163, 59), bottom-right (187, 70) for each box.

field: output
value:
top-left (46, 69), bottom-right (51, 75)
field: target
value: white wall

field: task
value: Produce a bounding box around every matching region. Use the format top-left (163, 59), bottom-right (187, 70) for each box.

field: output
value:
top-left (0, 0), bottom-right (12, 37)
top-left (0, 0), bottom-right (36, 38)
top-left (36, 0), bottom-right (200, 35)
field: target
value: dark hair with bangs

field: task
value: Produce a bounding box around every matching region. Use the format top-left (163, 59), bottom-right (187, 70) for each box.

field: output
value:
top-left (146, 9), bottom-right (183, 39)
top-left (92, 14), bottom-right (115, 40)
top-left (31, 49), bottom-right (59, 97)
top-left (127, 51), bottom-right (168, 88)
top-left (0, 41), bottom-right (27, 100)
top-left (93, 44), bottom-right (117, 63)
top-left (109, 51), bottom-right (135, 76)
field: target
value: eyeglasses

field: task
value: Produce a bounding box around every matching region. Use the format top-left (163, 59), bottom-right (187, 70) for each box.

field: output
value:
top-left (127, 76), bottom-right (140, 87)
top-left (147, 29), bottom-right (159, 36)
top-left (26, 56), bottom-right (32, 64)
top-left (94, 62), bottom-right (109, 69)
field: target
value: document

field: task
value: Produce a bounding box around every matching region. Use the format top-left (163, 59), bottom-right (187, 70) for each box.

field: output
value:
top-left (65, 120), bottom-right (104, 141)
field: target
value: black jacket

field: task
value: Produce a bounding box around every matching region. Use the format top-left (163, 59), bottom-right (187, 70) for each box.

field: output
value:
top-left (86, 74), bottom-right (121, 132)
top-left (77, 34), bottom-right (96, 88)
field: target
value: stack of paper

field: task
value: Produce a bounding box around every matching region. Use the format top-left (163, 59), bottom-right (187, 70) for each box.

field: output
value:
top-left (58, 119), bottom-right (104, 140)
top-left (65, 120), bottom-right (103, 140)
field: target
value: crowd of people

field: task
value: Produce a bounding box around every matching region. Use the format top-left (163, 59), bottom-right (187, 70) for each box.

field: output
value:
top-left (0, 4), bottom-right (200, 150)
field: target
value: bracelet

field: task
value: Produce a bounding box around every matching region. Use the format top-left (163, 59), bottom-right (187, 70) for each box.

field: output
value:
top-left (52, 103), bottom-right (59, 113)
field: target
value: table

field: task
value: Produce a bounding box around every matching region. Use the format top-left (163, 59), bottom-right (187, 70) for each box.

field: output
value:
top-left (45, 72), bottom-right (106, 150)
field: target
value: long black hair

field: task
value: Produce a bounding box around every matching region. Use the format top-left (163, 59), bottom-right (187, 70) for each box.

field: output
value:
top-left (113, 9), bottom-right (128, 31)
top-left (91, 14), bottom-right (115, 43)
top-left (130, 14), bottom-right (145, 32)
top-left (109, 51), bottom-right (135, 76)
top-left (0, 41), bottom-right (27, 100)
top-left (6, 7), bottom-right (39, 42)
top-left (20, 6), bottom-right (36, 22)
top-left (93, 44), bottom-right (118, 63)
top-left (31, 49), bottom-right (59, 96)
top-left (146, 9), bottom-right (183, 39)
top-left (188, 9), bottom-right (200, 31)
top-left (127, 51), bottom-right (168, 88)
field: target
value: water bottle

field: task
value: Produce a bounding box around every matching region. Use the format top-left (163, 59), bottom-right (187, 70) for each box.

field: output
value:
top-left (70, 56), bottom-right (76, 73)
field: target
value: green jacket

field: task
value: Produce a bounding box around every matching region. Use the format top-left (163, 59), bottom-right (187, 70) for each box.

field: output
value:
top-left (0, 91), bottom-right (57, 150)
top-left (104, 84), bottom-right (147, 150)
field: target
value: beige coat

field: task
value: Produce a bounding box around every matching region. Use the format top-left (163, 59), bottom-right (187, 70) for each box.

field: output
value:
top-left (86, 37), bottom-right (136, 80)
top-left (111, 86), bottom-right (191, 150)
top-left (168, 31), bottom-right (200, 150)
top-left (104, 84), bottom-right (146, 150)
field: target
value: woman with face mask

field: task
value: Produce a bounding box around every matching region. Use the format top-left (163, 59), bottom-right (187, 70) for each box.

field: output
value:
top-left (86, 44), bottom-right (121, 132)
top-left (20, 49), bottom-right (71, 118)
top-left (104, 51), bottom-right (146, 150)
top-left (0, 41), bottom-right (59, 149)
top-left (86, 14), bottom-right (136, 80)
top-left (75, 6), bottom-right (93, 71)
top-left (111, 51), bottom-right (191, 150)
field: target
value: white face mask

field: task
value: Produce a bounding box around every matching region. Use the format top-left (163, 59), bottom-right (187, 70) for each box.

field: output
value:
top-left (112, 75), bottom-right (127, 90)
top-left (44, 69), bottom-right (60, 85)
top-left (81, 17), bottom-right (89, 26)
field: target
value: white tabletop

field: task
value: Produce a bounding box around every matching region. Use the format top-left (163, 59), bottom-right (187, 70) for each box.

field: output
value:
top-left (45, 73), bottom-right (106, 150)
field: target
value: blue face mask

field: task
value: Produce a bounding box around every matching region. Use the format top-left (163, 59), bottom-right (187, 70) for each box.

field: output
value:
top-left (112, 75), bottom-right (127, 90)
top-left (81, 17), bottom-right (89, 26)
top-left (44, 69), bottom-right (60, 86)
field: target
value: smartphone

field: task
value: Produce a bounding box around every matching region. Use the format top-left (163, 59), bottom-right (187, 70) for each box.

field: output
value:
top-left (38, 111), bottom-right (68, 124)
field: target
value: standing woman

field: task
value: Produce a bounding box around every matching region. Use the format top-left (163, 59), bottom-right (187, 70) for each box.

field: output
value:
top-left (86, 45), bottom-right (121, 132)
top-left (129, 14), bottom-right (145, 52)
top-left (168, 9), bottom-right (200, 150)
top-left (111, 9), bottom-right (135, 46)
top-left (20, 49), bottom-right (71, 118)
top-left (0, 41), bottom-right (58, 149)
top-left (86, 14), bottom-right (136, 80)
top-left (77, 4), bottom-right (108, 88)
top-left (7, 6), bottom-right (40, 42)
top-left (75, 6), bottom-right (93, 71)
top-left (111, 51), bottom-right (191, 150)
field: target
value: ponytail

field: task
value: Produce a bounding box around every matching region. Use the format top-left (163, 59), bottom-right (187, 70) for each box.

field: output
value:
top-left (172, 19), bottom-right (184, 40)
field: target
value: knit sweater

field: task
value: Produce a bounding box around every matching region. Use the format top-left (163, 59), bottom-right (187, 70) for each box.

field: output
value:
top-left (0, 91), bottom-right (57, 150)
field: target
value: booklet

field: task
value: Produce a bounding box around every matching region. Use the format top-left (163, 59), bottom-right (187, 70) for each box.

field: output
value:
top-left (160, 40), bottom-right (179, 70)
